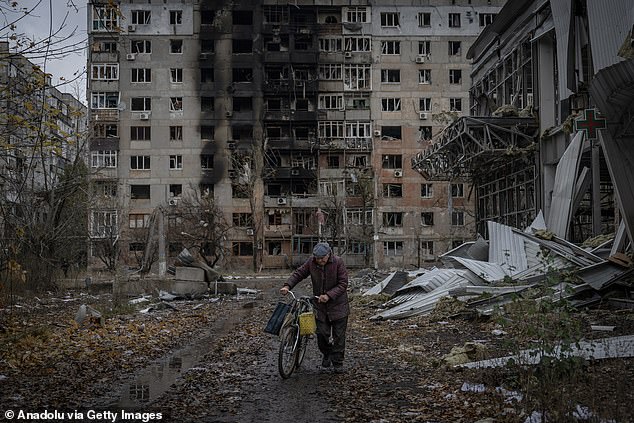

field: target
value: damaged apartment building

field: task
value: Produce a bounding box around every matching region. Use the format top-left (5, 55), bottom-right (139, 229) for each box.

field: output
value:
top-left (412, 0), bottom-right (634, 253)
top-left (87, 0), bottom-right (505, 272)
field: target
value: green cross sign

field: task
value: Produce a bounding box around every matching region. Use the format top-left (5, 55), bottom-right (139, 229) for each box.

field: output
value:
top-left (574, 109), bottom-right (607, 139)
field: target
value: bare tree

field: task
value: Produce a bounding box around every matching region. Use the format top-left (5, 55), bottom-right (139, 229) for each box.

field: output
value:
top-left (172, 186), bottom-right (231, 269)
top-left (0, 1), bottom-right (91, 291)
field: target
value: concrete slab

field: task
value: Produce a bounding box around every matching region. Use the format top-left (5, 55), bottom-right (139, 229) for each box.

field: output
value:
top-left (172, 280), bottom-right (208, 297)
top-left (175, 267), bottom-right (205, 282)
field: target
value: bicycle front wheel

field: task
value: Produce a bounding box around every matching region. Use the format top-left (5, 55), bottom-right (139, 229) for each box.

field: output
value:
top-left (278, 326), bottom-right (299, 379)
top-left (296, 335), bottom-right (308, 367)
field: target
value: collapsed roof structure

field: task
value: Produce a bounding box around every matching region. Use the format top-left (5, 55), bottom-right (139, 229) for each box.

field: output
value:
top-left (379, 0), bottom-right (634, 321)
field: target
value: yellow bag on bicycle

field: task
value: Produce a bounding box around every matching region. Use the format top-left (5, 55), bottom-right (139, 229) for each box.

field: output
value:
top-left (299, 312), bottom-right (316, 336)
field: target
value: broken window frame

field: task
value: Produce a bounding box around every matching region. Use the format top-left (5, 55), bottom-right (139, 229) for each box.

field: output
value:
top-left (380, 12), bottom-right (399, 27)
top-left (169, 126), bottom-right (183, 141)
top-left (345, 7), bottom-right (368, 23)
top-left (417, 12), bottom-right (431, 27)
top-left (318, 94), bottom-right (344, 110)
top-left (130, 155), bottom-right (151, 170)
top-left (169, 97), bottom-right (183, 112)
top-left (382, 154), bottom-right (402, 169)
top-left (344, 37), bottom-right (371, 52)
top-left (129, 213), bottom-right (151, 229)
top-left (450, 98), bottom-right (462, 112)
top-left (130, 126), bottom-right (151, 141)
top-left (170, 68), bottom-right (183, 83)
top-left (451, 211), bottom-right (465, 226)
top-left (169, 10), bottom-right (182, 25)
top-left (319, 64), bottom-right (343, 80)
top-left (170, 39), bottom-right (183, 54)
top-left (421, 183), bottom-right (433, 198)
top-left (380, 40), bottom-right (401, 55)
top-left (381, 98), bottom-right (401, 112)
top-left (319, 37), bottom-right (343, 52)
top-left (383, 212), bottom-right (403, 227)
top-left (449, 69), bottom-right (462, 85)
top-left (131, 10), bottom-right (151, 25)
top-left (91, 64), bottom-right (119, 81)
top-left (131, 40), bottom-right (151, 54)
top-left (421, 212), bottom-right (434, 226)
top-left (419, 97), bottom-right (432, 112)
top-left (169, 155), bottom-right (183, 170)
top-left (383, 241), bottom-right (403, 256)
top-left (418, 69), bottom-right (432, 84)
top-left (344, 64), bottom-right (371, 90)
top-left (382, 183), bottom-right (403, 198)
top-left (131, 68), bottom-right (151, 83)
top-left (381, 69), bottom-right (401, 84)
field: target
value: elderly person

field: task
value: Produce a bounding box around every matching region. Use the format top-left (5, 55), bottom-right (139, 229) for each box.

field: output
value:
top-left (280, 242), bottom-right (350, 372)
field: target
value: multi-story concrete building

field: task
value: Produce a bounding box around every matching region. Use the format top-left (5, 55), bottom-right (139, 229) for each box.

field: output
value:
top-left (87, 1), bottom-right (503, 272)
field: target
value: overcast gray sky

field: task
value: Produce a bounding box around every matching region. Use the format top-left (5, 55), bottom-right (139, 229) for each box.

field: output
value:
top-left (3, 0), bottom-right (88, 101)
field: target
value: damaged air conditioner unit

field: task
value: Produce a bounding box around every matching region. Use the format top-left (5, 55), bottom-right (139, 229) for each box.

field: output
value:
top-left (415, 56), bottom-right (426, 64)
top-left (419, 112), bottom-right (428, 120)
top-left (126, 53), bottom-right (137, 61)
top-left (246, 228), bottom-right (254, 235)
top-left (227, 141), bottom-right (236, 149)
top-left (168, 198), bottom-right (179, 206)
top-left (225, 111), bottom-right (233, 118)
top-left (128, 25), bottom-right (136, 32)
top-left (277, 197), bottom-right (287, 205)
top-left (394, 169), bottom-right (403, 177)
top-left (373, 130), bottom-right (381, 137)
top-left (290, 169), bottom-right (300, 176)
top-left (344, 51), bottom-right (352, 58)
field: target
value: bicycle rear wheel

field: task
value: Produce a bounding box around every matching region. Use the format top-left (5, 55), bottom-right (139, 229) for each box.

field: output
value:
top-left (278, 326), bottom-right (299, 379)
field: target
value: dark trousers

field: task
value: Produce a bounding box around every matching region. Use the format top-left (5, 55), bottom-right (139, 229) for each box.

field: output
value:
top-left (316, 316), bottom-right (348, 365)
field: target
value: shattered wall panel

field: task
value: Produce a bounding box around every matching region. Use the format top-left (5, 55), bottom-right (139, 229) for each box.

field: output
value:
top-left (547, 131), bottom-right (584, 238)
top-left (487, 221), bottom-right (528, 274)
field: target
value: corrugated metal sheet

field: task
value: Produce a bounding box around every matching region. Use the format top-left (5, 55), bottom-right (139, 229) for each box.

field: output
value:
top-left (576, 262), bottom-right (634, 290)
top-left (550, 0), bottom-right (574, 100)
top-left (586, 0), bottom-right (631, 72)
top-left (547, 131), bottom-right (583, 238)
top-left (451, 257), bottom-right (509, 282)
top-left (514, 229), bottom-right (603, 267)
top-left (488, 221), bottom-right (528, 275)
top-left (363, 272), bottom-right (396, 296)
top-left (525, 210), bottom-right (547, 233)
top-left (396, 268), bottom-right (468, 294)
top-left (590, 60), bottom-right (634, 124)
top-left (373, 275), bottom-right (475, 320)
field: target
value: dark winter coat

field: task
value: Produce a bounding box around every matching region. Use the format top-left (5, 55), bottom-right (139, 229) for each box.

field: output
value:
top-left (284, 255), bottom-right (350, 322)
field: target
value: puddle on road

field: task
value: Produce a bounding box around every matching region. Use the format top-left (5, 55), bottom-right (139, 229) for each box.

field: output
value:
top-left (102, 306), bottom-right (252, 410)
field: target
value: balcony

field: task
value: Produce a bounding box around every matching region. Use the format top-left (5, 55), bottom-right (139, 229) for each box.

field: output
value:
top-left (264, 51), bottom-right (290, 63)
top-left (92, 109), bottom-right (119, 122)
top-left (90, 137), bottom-right (119, 151)
top-left (318, 137), bottom-right (372, 151)
top-left (265, 167), bottom-right (316, 180)
top-left (265, 137), bottom-right (314, 150)
top-left (264, 224), bottom-right (293, 238)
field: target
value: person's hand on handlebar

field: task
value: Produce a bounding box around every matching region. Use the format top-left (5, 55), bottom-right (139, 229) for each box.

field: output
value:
top-left (317, 294), bottom-right (329, 303)
top-left (280, 285), bottom-right (290, 295)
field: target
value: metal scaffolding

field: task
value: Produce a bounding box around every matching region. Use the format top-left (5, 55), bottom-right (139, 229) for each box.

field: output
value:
top-left (411, 116), bottom-right (538, 180)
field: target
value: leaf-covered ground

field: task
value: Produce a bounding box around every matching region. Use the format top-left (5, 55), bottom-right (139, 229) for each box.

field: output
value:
top-left (1, 279), bottom-right (633, 423)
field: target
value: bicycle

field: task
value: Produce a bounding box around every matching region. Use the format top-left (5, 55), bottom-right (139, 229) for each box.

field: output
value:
top-left (277, 291), bottom-right (316, 379)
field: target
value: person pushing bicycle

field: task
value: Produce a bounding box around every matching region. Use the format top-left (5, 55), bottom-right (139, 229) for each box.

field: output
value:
top-left (280, 242), bottom-right (350, 373)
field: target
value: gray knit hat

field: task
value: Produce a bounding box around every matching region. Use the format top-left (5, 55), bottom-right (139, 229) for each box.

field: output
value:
top-left (312, 242), bottom-right (331, 258)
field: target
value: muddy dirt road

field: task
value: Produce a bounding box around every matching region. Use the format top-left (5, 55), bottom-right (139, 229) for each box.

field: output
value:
top-left (2, 275), bottom-right (633, 422)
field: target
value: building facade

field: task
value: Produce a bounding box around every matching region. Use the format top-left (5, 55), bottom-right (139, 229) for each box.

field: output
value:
top-left (87, 0), bottom-right (503, 272)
